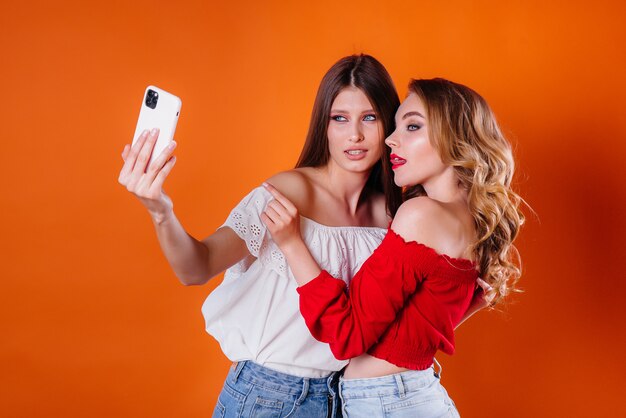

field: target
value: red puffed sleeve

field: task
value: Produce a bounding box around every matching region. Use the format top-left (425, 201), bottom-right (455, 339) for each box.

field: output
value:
top-left (296, 229), bottom-right (439, 360)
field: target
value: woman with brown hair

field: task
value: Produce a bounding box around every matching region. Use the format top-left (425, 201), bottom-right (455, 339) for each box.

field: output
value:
top-left (119, 54), bottom-right (401, 417)
top-left (262, 78), bottom-right (524, 417)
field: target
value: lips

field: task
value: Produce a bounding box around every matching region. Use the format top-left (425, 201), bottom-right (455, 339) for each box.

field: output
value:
top-left (390, 154), bottom-right (406, 170)
top-left (344, 149), bottom-right (368, 160)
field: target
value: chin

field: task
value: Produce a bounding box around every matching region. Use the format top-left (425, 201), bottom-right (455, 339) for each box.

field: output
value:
top-left (346, 161), bottom-right (377, 173)
top-left (392, 174), bottom-right (404, 187)
top-left (393, 175), bottom-right (414, 188)
top-left (351, 167), bottom-right (375, 174)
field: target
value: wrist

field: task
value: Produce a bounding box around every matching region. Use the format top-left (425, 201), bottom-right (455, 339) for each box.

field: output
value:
top-left (280, 237), bottom-right (307, 259)
top-left (280, 239), bottom-right (322, 286)
top-left (150, 208), bottom-right (175, 226)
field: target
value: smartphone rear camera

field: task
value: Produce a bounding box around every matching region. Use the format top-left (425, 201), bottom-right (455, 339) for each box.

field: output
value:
top-left (145, 89), bottom-right (159, 109)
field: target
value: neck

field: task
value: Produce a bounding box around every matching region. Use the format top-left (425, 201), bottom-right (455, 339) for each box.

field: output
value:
top-left (320, 164), bottom-right (372, 216)
top-left (421, 167), bottom-right (468, 205)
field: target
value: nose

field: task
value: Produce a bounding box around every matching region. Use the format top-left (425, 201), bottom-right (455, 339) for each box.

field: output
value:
top-left (348, 122), bottom-right (364, 143)
top-left (385, 131), bottom-right (398, 148)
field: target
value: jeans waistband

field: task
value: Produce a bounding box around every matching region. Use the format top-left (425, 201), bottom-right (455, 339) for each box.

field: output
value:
top-left (228, 361), bottom-right (339, 397)
top-left (339, 367), bottom-right (439, 399)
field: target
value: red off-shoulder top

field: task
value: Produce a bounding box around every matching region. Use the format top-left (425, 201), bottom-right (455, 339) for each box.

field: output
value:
top-left (296, 228), bottom-right (478, 370)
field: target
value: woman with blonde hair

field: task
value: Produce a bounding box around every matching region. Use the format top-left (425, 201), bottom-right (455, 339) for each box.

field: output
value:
top-left (262, 77), bottom-right (524, 417)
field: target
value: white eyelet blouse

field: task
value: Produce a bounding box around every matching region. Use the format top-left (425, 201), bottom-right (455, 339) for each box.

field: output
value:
top-left (202, 187), bottom-right (386, 378)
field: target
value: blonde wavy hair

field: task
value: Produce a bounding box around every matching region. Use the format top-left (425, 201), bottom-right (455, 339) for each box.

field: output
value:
top-left (404, 78), bottom-right (525, 305)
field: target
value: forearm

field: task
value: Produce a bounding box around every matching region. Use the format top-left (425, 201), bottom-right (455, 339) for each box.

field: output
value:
top-left (280, 240), bottom-right (322, 287)
top-left (119, 131), bottom-right (248, 285)
top-left (297, 258), bottom-right (413, 359)
top-left (151, 211), bottom-right (210, 285)
top-left (296, 231), bottom-right (424, 358)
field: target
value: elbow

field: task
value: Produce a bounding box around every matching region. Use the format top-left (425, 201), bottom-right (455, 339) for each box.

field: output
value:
top-left (176, 271), bottom-right (210, 286)
top-left (168, 244), bottom-right (215, 286)
top-left (179, 279), bottom-right (202, 286)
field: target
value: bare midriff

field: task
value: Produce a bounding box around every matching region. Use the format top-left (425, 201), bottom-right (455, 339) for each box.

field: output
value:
top-left (342, 354), bottom-right (410, 379)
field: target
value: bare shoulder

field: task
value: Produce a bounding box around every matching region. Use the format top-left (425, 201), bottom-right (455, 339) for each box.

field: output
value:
top-left (392, 197), bottom-right (445, 234)
top-left (264, 169), bottom-right (315, 210)
top-left (391, 197), bottom-right (463, 257)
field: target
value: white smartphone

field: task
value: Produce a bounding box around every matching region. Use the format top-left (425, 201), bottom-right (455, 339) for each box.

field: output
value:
top-left (132, 85), bottom-right (182, 164)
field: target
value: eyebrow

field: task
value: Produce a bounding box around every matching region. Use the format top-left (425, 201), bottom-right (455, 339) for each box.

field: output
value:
top-left (402, 111), bottom-right (425, 119)
top-left (330, 108), bottom-right (376, 114)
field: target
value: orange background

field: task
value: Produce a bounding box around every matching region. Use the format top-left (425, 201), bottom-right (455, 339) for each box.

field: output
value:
top-left (2, 1), bottom-right (625, 417)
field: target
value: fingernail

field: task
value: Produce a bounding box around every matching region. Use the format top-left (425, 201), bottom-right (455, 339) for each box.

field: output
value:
top-left (151, 128), bottom-right (158, 135)
top-left (262, 182), bottom-right (268, 188)
top-left (142, 129), bottom-right (149, 136)
top-left (169, 141), bottom-right (177, 149)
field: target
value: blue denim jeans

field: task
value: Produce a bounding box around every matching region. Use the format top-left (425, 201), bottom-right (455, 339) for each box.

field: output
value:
top-left (212, 361), bottom-right (340, 418)
top-left (339, 366), bottom-right (460, 417)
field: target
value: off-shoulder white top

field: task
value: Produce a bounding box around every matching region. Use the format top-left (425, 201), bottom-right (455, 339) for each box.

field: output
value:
top-left (202, 187), bottom-right (385, 378)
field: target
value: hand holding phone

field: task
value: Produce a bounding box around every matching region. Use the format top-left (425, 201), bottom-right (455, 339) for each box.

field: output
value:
top-left (118, 86), bottom-right (182, 223)
top-left (132, 85), bottom-right (182, 165)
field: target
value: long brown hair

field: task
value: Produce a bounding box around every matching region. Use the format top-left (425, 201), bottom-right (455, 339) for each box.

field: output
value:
top-left (296, 54), bottom-right (402, 214)
top-left (404, 78), bottom-right (525, 304)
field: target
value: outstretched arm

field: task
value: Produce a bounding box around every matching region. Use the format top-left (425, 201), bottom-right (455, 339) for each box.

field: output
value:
top-left (118, 129), bottom-right (248, 285)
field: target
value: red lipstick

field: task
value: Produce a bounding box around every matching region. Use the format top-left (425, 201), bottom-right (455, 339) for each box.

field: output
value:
top-left (390, 153), bottom-right (406, 170)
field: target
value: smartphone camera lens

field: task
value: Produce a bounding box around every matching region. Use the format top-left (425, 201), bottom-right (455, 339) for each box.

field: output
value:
top-left (145, 89), bottom-right (158, 109)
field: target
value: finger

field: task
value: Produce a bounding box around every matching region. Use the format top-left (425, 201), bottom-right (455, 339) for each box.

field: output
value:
top-left (132, 128), bottom-right (159, 176)
top-left (266, 199), bottom-right (292, 221)
top-left (476, 278), bottom-right (493, 292)
top-left (127, 129), bottom-right (150, 165)
top-left (139, 152), bottom-right (176, 195)
top-left (121, 144), bottom-right (130, 161)
top-left (260, 212), bottom-right (274, 228)
top-left (262, 182), bottom-right (298, 214)
top-left (150, 156), bottom-right (177, 192)
top-left (118, 145), bottom-right (132, 185)
top-left (119, 130), bottom-right (149, 181)
top-left (263, 206), bottom-right (282, 225)
top-left (130, 128), bottom-right (150, 150)
top-left (145, 141), bottom-right (177, 182)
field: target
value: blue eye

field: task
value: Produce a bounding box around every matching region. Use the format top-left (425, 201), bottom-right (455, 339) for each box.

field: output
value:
top-left (331, 115), bottom-right (348, 122)
top-left (407, 124), bottom-right (421, 131)
top-left (363, 114), bottom-right (377, 121)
